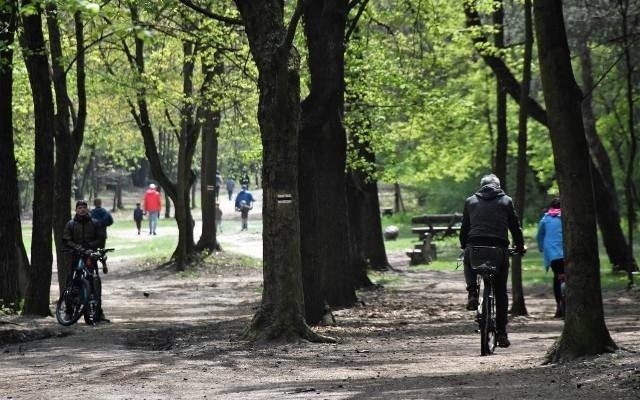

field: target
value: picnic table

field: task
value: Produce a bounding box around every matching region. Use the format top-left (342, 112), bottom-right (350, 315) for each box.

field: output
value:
top-left (406, 213), bottom-right (463, 265)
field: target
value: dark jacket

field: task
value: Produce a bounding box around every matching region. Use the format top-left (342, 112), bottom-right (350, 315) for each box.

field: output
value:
top-left (459, 184), bottom-right (524, 249)
top-left (63, 214), bottom-right (104, 253)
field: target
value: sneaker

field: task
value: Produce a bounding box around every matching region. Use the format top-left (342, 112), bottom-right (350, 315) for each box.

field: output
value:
top-left (466, 293), bottom-right (479, 311)
top-left (496, 332), bottom-right (510, 348)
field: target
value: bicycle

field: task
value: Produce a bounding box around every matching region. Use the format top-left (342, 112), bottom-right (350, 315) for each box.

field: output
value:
top-left (55, 248), bottom-right (114, 326)
top-left (466, 246), bottom-right (520, 356)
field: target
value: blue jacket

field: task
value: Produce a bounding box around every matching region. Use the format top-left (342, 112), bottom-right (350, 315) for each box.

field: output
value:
top-left (235, 190), bottom-right (255, 210)
top-left (90, 207), bottom-right (113, 228)
top-left (536, 210), bottom-right (563, 270)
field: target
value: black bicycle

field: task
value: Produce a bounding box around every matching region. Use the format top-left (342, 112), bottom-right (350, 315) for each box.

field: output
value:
top-left (466, 246), bottom-right (517, 356)
top-left (55, 248), bottom-right (114, 326)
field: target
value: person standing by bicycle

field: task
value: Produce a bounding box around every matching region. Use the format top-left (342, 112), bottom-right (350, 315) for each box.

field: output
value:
top-left (459, 174), bottom-right (526, 348)
top-left (536, 197), bottom-right (565, 318)
top-left (63, 200), bottom-right (109, 322)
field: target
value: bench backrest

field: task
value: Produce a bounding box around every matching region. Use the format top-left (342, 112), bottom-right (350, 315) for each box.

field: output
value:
top-left (411, 213), bottom-right (463, 228)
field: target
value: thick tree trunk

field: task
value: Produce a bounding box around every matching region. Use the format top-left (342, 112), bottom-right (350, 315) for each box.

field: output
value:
top-left (20, 4), bottom-right (55, 316)
top-left (533, 0), bottom-right (616, 363)
top-left (0, 0), bottom-right (21, 309)
top-left (299, 0), bottom-right (356, 324)
top-left (578, 43), bottom-right (637, 280)
top-left (510, 0), bottom-right (533, 317)
top-left (46, 8), bottom-right (87, 294)
top-left (235, 0), bottom-right (331, 342)
top-left (196, 54), bottom-right (222, 253)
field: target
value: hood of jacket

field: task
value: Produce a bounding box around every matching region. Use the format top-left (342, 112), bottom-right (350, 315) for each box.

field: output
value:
top-left (547, 207), bottom-right (561, 217)
top-left (475, 184), bottom-right (506, 200)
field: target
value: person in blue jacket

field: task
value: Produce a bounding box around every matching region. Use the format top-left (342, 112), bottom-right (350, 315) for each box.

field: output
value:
top-left (234, 185), bottom-right (255, 231)
top-left (536, 197), bottom-right (565, 318)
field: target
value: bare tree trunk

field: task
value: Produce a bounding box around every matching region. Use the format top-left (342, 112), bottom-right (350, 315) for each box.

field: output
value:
top-left (533, 0), bottom-right (616, 363)
top-left (299, 0), bottom-right (358, 324)
top-left (196, 54), bottom-right (222, 253)
top-left (578, 42), bottom-right (637, 282)
top-left (234, 0), bottom-right (331, 342)
top-left (493, 1), bottom-right (508, 192)
top-left (20, 3), bottom-right (55, 316)
top-left (0, 0), bottom-right (21, 309)
top-left (511, 0), bottom-right (533, 316)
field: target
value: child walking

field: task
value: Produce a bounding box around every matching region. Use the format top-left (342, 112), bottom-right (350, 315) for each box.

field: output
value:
top-left (133, 202), bottom-right (144, 235)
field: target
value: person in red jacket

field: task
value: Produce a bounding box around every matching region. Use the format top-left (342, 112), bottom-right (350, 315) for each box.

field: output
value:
top-left (143, 183), bottom-right (162, 235)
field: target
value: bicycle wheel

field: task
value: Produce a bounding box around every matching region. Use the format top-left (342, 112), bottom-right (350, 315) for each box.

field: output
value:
top-left (55, 282), bottom-right (86, 326)
top-left (480, 281), bottom-right (497, 356)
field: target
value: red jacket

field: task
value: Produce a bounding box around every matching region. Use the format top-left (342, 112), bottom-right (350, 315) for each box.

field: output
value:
top-left (144, 189), bottom-right (161, 212)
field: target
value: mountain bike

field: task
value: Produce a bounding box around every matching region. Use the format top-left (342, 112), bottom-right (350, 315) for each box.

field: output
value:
top-left (55, 248), bottom-right (114, 326)
top-left (467, 246), bottom-right (519, 356)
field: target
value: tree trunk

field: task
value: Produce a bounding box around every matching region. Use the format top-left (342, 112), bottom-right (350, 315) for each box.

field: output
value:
top-left (0, 0), bottom-right (21, 309)
top-left (234, 0), bottom-right (331, 342)
top-left (299, 0), bottom-right (357, 324)
top-left (46, 7), bottom-right (87, 294)
top-left (510, 0), bottom-right (533, 317)
top-left (493, 2), bottom-right (508, 192)
top-left (533, 0), bottom-right (616, 363)
top-left (577, 42), bottom-right (637, 281)
top-left (618, 1), bottom-right (637, 257)
top-left (20, 3), bottom-right (55, 316)
top-left (196, 53), bottom-right (223, 253)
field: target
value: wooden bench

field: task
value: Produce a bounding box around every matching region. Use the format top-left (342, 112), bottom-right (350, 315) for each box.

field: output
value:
top-left (406, 213), bottom-right (463, 265)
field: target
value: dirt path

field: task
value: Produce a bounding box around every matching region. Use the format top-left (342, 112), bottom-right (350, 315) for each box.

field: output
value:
top-left (1, 239), bottom-right (639, 398)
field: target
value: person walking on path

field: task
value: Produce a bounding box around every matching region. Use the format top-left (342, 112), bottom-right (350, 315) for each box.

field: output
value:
top-left (216, 202), bottom-right (223, 233)
top-left (215, 171), bottom-right (223, 201)
top-left (226, 176), bottom-right (235, 201)
top-left (240, 169), bottom-right (250, 189)
top-left (459, 173), bottom-right (526, 348)
top-left (90, 198), bottom-right (113, 249)
top-left (234, 185), bottom-right (255, 231)
top-left (536, 197), bottom-right (565, 318)
top-left (144, 183), bottom-right (162, 235)
top-left (133, 202), bottom-right (144, 235)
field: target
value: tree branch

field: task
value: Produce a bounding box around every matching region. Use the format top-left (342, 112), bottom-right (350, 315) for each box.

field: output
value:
top-left (463, 1), bottom-right (548, 127)
top-left (345, 0), bottom-right (368, 44)
top-left (282, 0), bottom-right (305, 54)
top-left (177, 0), bottom-right (243, 25)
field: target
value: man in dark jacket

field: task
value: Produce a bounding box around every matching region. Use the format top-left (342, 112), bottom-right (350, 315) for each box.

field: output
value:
top-left (90, 198), bottom-right (113, 248)
top-left (459, 174), bottom-right (525, 348)
top-left (63, 200), bottom-right (109, 322)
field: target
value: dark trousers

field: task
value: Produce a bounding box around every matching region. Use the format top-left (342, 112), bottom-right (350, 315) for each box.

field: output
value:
top-left (464, 246), bottom-right (510, 333)
top-left (550, 259), bottom-right (565, 306)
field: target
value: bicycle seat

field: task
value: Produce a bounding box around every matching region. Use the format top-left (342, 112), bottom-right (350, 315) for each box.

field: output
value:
top-left (471, 263), bottom-right (497, 275)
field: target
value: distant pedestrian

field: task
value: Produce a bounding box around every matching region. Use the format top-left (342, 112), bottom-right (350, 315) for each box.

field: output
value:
top-left (536, 197), bottom-right (565, 318)
top-left (216, 202), bottom-right (223, 233)
top-left (90, 198), bottom-right (113, 248)
top-left (144, 183), bottom-right (162, 235)
top-left (133, 202), bottom-right (144, 235)
top-left (240, 169), bottom-right (250, 189)
top-left (226, 176), bottom-right (235, 201)
top-left (235, 185), bottom-right (255, 231)
top-left (215, 171), bottom-right (223, 201)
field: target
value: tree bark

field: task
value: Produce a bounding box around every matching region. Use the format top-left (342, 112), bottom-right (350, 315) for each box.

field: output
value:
top-left (577, 42), bottom-right (637, 281)
top-left (20, 2), bottom-right (56, 316)
top-left (511, 0), bottom-right (533, 317)
top-left (234, 0), bottom-right (332, 342)
top-left (299, 0), bottom-right (357, 324)
top-left (196, 54), bottom-right (223, 253)
top-left (493, 2), bottom-right (508, 192)
top-left (533, 0), bottom-right (616, 363)
top-left (46, 7), bottom-right (87, 294)
top-left (0, 0), bottom-right (21, 309)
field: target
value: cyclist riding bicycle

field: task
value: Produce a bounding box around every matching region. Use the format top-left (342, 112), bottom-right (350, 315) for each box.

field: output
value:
top-left (62, 199), bottom-right (109, 322)
top-left (459, 174), bottom-right (526, 348)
